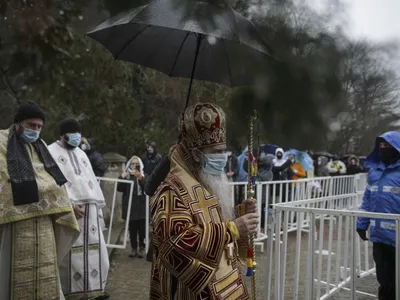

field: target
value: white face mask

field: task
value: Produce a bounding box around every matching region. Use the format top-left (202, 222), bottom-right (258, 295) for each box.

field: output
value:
top-left (81, 144), bottom-right (87, 151)
top-left (202, 153), bottom-right (228, 175)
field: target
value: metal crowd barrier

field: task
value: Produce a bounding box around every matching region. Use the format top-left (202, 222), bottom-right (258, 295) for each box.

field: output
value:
top-left (96, 177), bottom-right (150, 253)
top-left (229, 175), bottom-right (361, 252)
top-left (265, 174), bottom-right (400, 300)
top-left (95, 173), bottom-right (368, 259)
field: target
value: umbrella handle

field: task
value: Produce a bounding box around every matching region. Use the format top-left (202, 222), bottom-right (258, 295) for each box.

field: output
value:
top-left (185, 33), bottom-right (203, 109)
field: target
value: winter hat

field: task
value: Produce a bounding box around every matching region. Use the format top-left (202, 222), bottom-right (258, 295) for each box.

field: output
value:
top-left (60, 119), bottom-right (81, 136)
top-left (14, 101), bottom-right (45, 123)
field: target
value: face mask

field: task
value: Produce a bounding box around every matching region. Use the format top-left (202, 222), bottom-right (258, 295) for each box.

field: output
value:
top-left (380, 147), bottom-right (399, 165)
top-left (81, 143), bottom-right (88, 151)
top-left (21, 126), bottom-right (40, 143)
top-left (66, 133), bottom-right (81, 148)
top-left (317, 160), bottom-right (322, 166)
top-left (202, 153), bottom-right (228, 175)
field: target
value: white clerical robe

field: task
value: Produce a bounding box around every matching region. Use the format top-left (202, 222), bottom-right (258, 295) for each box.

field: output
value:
top-left (48, 141), bottom-right (109, 300)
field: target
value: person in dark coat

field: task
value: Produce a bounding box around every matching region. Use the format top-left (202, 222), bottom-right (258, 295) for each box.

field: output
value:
top-left (144, 145), bottom-right (177, 262)
top-left (142, 141), bottom-right (162, 176)
top-left (117, 155), bottom-right (147, 258)
top-left (224, 152), bottom-right (239, 182)
top-left (346, 155), bottom-right (363, 175)
top-left (83, 138), bottom-right (107, 177)
top-left (316, 156), bottom-right (330, 177)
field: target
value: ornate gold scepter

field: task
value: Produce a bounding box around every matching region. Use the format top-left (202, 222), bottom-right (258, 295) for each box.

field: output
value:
top-left (246, 110), bottom-right (258, 300)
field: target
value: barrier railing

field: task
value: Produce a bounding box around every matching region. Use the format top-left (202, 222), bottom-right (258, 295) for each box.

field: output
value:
top-left (96, 174), bottom-right (368, 258)
top-left (97, 177), bottom-right (150, 253)
top-left (265, 188), bottom-right (400, 300)
top-left (229, 175), bottom-right (361, 252)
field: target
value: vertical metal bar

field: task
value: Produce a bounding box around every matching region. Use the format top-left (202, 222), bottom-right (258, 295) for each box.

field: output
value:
top-left (316, 212), bottom-right (324, 299)
top-left (293, 212), bottom-right (303, 300)
top-left (355, 231), bottom-right (361, 277)
top-left (351, 216), bottom-right (356, 299)
top-left (107, 181), bottom-right (118, 245)
top-left (325, 214), bottom-right (334, 295)
top-left (335, 215), bottom-right (343, 286)
top-left (280, 210), bottom-right (289, 299)
top-left (275, 211), bottom-right (282, 300)
top-left (264, 184), bottom-right (270, 231)
top-left (264, 208), bottom-right (275, 300)
top-left (257, 183), bottom-right (263, 238)
top-left (343, 216), bottom-right (350, 283)
top-left (306, 213), bottom-right (316, 300)
top-left (264, 209), bottom-right (279, 300)
top-left (123, 181), bottom-right (134, 249)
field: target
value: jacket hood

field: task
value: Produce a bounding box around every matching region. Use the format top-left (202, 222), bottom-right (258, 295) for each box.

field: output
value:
top-left (319, 156), bottom-right (329, 167)
top-left (125, 155), bottom-right (145, 176)
top-left (87, 138), bottom-right (97, 151)
top-left (259, 152), bottom-right (274, 168)
top-left (241, 146), bottom-right (248, 155)
top-left (275, 148), bottom-right (284, 157)
top-left (348, 155), bottom-right (359, 165)
top-left (365, 131), bottom-right (400, 169)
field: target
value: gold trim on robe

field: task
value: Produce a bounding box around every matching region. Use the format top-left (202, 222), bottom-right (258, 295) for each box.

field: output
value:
top-left (0, 129), bottom-right (80, 299)
top-left (0, 129), bottom-right (79, 232)
top-left (150, 143), bottom-right (249, 300)
top-left (10, 216), bottom-right (60, 300)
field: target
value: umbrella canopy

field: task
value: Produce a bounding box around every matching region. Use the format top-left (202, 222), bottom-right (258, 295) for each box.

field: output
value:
top-left (260, 143), bottom-right (279, 155)
top-left (284, 149), bottom-right (314, 172)
top-left (87, 0), bottom-right (274, 106)
top-left (314, 151), bottom-right (333, 159)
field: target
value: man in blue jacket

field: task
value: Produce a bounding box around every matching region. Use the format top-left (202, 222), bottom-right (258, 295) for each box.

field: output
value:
top-left (357, 131), bottom-right (400, 300)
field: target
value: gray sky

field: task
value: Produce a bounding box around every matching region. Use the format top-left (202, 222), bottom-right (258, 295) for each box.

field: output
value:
top-left (343, 0), bottom-right (400, 42)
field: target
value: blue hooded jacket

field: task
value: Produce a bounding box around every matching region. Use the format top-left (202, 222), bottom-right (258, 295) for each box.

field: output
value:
top-left (237, 146), bottom-right (248, 182)
top-left (357, 131), bottom-right (400, 247)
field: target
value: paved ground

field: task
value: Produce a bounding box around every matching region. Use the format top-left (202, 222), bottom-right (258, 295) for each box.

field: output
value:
top-left (106, 222), bottom-right (379, 300)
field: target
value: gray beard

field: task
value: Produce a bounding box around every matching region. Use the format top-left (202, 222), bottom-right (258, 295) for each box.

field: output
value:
top-left (198, 169), bottom-right (235, 221)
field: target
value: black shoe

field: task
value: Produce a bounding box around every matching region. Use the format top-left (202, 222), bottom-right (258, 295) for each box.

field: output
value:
top-left (129, 248), bottom-right (137, 258)
top-left (138, 248), bottom-right (145, 258)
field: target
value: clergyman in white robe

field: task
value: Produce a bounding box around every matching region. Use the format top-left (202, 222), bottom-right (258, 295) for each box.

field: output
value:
top-left (48, 141), bottom-right (109, 300)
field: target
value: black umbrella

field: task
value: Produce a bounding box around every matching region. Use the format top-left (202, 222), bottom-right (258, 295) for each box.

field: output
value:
top-left (87, 0), bottom-right (274, 108)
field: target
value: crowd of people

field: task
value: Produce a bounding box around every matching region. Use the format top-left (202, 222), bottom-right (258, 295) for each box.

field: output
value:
top-left (1, 100), bottom-right (399, 300)
top-left (225, 147), bottom-right (365, 186)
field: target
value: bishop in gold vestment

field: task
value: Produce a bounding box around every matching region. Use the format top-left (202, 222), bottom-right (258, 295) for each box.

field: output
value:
top-left (0, 102), bottom-right (79, 300)
top-left (150, 103), bottom-right (259, 300)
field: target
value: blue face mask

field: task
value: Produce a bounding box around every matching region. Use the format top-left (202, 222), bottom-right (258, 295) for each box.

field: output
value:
top-left (21, 126), bottom-right (40, 143)
top-left (202, 153), bottom-right (228, 175)
top-left (66, 133), bottom-right (82, 148)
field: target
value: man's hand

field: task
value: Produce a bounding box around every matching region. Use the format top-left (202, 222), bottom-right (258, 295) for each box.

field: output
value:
top-left (356, 228), bottom-right (369, 241)
top-left (73, 204), bottom-right (85, 219)
top-left (121, 171), bottom-right (128, 179)
top-left (241, 199), bottom-right (257, 214)
top-left (132, 170), bottom-right (144, 180)
top-left (226, 172), bottom-right (234, 177)
top-left (233, 213), bottom-right (259, 237)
